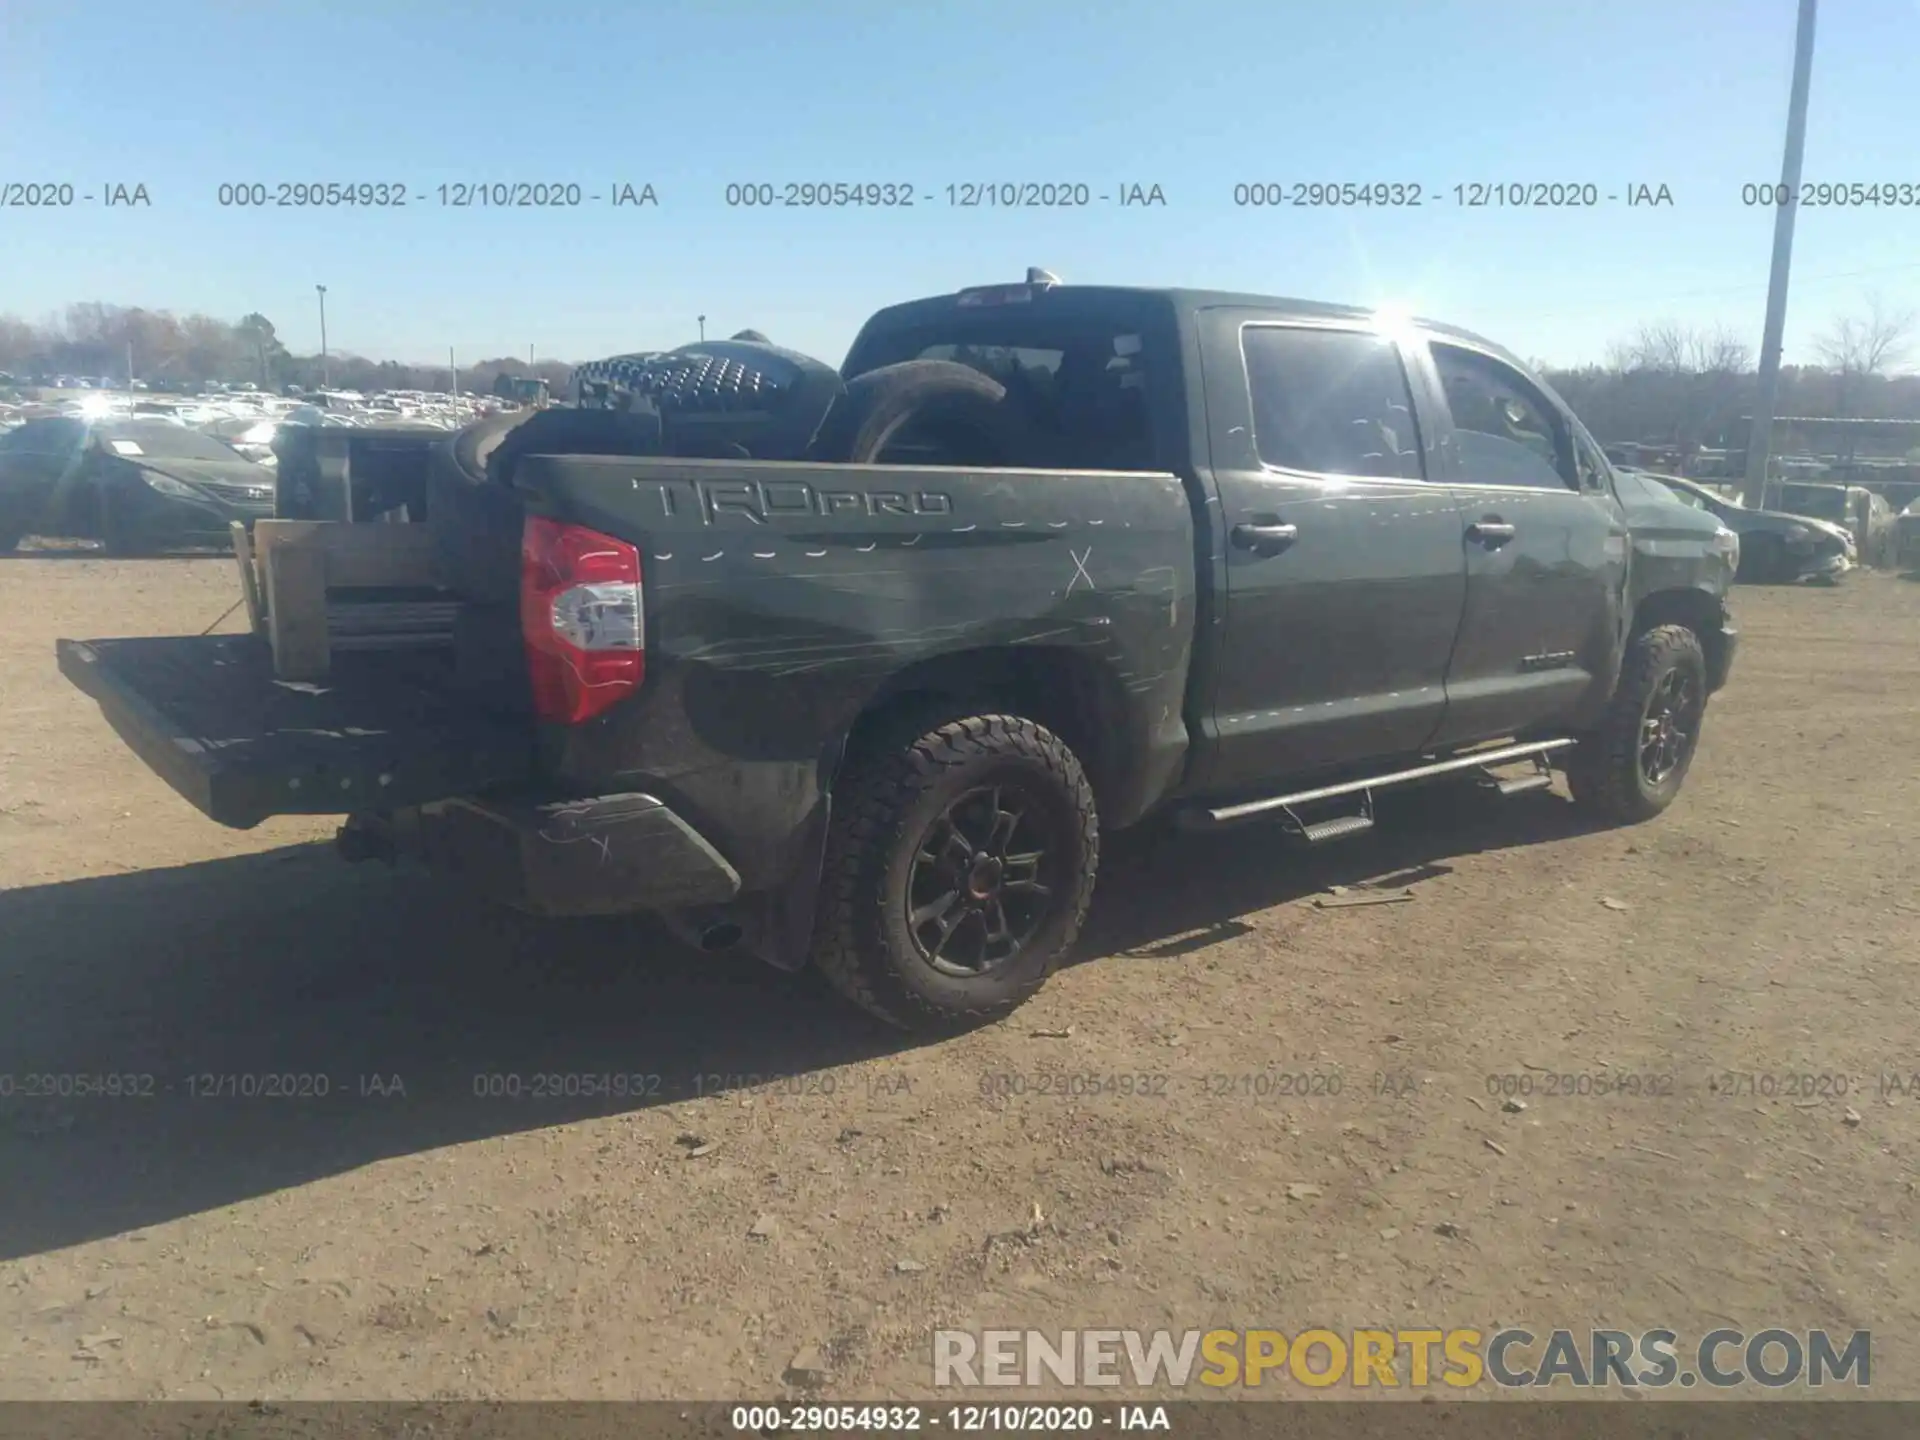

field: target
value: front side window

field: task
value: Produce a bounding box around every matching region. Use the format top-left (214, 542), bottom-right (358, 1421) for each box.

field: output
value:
top-left (1431, 343), bottom-right (1575, 491)
top-left (1240, 325), bottom-right (1424, 479)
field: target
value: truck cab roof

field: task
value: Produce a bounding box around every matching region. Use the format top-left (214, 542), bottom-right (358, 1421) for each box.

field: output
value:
top-left (850, 281), bottom-right (1518, 370)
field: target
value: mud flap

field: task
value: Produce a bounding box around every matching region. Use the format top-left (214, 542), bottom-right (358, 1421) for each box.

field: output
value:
top-left (741, 793), bottom-right (831, 972)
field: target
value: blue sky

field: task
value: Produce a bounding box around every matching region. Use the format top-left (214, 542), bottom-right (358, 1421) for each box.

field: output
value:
top-left (3, 0), bottom-right (1917, 371)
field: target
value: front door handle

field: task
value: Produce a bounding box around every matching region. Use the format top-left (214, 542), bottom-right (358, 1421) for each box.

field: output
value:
top-left (1232, 521), bottom-right (1299, 552)
top-left (1466, 519), bottom-right (1515, 548)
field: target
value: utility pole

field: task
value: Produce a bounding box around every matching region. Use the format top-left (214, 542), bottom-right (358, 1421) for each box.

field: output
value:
top-left (126, 340), bottom-right (134, 400)
top-left (1741, 0), bottom-right (1818, 512)
top-left (316, 284), bottom-right (330, 390)
top-left (450, 347), bottom-right (459, 397)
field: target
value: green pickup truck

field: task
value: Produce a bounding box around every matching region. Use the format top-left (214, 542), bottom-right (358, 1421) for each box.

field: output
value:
top-left (59, 276), bottom-right (1741, 1031)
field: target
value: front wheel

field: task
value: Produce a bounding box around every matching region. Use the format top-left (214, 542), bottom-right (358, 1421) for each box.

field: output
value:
top-left (1566, 624), bottom-right (1708, 824)
top-left (811, 713), bottom-right (1099, 1031)
top-left (98, 490), bottom-right (157, 558)
top-left (1737, 534), bottom-right (1792, 584)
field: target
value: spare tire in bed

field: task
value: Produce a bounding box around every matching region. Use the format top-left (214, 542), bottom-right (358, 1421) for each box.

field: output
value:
top-left (809, 360), bottom-right (1028, 466)
top-left (427, 407), bottom-right (666, 606)
top-left (572, 339), bottom-right (845, 462)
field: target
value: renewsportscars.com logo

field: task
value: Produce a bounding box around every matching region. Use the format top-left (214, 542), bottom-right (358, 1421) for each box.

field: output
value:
top-left (932, 1328), bottom-right (1871, 1390)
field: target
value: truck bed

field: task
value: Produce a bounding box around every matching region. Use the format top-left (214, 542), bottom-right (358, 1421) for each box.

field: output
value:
top-left (56, 634), bottom-right (533, 829)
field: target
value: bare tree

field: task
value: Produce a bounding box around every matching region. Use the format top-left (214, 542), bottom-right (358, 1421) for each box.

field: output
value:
top-left (1687, 326), bottom-right (1751, 375)
top-left (1815, 292), bottom-right (1917, 416)
top-left (1610, 322), bottom-right (1690, 373)
top-left (1592, 320), bottom-right (1754, 454)
top-left (1608, 321), bottom-right (1750, 375)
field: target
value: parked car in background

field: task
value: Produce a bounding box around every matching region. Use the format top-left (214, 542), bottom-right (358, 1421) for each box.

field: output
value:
top-left (1777, 481), bottom-right (1896, 567)
top-left (0, 416), bottom-right (274, 554)
top-left (204, 415), bottom-right (284, 465)
top-left (1897, 496), bottom-right (1920, 569)
top-left (1649, 472), bottom-right (1853, 583)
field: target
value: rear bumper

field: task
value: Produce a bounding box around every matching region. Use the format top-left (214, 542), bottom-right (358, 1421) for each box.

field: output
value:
top-left (379, 792), bottom-right (742, 917)
top-left (60, 631), bottom-right (745, 920)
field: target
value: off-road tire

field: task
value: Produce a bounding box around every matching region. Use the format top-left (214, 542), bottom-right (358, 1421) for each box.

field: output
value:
top-left (812, 713), bottom-right (1099, 1031)
top-left (1566, 624), bottom-right (1707, 824)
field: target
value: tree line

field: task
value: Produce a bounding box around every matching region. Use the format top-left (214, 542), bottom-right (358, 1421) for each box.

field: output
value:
top-left (2, 296), bottom-right (1914, 454)
top-left (1544, 294), bottom-right (1919, 458)
top-left (0, 305), bottom-right (574, 398)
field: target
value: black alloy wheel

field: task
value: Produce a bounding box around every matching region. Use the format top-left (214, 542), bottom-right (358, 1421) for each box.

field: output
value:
top-left (906, 782), bottom-right (1058, 977)
top-left (1638, 668), bottom-right (1700, 789)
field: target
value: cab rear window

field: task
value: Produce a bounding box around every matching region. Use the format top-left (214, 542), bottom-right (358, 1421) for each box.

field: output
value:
top-left (851, 325), bottom-right (1160, 472)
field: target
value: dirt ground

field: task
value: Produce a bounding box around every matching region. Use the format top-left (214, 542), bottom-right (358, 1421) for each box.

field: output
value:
top-left (1, 550), bottom-right (1917, 1403)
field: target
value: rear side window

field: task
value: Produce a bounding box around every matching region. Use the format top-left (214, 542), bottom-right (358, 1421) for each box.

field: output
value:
top-left (1241, 326), bottom-right (1424, 479)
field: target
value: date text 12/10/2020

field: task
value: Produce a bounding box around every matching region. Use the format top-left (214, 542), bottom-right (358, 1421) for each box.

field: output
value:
top-left (1231, 181), bottom-right (1675, 208)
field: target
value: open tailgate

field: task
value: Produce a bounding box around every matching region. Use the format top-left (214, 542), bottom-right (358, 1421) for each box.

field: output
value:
top-left (57, 634), bottom-right (533, 829)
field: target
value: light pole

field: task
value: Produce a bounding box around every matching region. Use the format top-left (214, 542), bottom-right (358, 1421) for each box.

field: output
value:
top-left (316, 284), bottom-right (330, 390)
top-left (698, 314), bottom-right (706, 342)
top-left (1741, 0), bottom-right (1818, 511)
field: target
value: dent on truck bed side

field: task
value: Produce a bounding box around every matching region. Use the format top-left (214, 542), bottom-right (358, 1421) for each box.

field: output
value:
top-left (512, 454), bottom-right (1198, 891)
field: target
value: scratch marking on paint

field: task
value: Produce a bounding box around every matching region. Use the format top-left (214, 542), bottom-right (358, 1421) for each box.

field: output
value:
top-left (537, 825), bottom-right (614, 867)
top-left (1065, 546), bottom-right (1095, 597)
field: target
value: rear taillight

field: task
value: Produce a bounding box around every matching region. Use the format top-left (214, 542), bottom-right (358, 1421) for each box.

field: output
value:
top-left (519, 516), bottom-right (644, 725)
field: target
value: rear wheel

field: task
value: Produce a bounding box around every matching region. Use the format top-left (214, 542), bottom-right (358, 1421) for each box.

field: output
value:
top-left (1566, 624), bottom-right (1707, 824)
top-left (812, 713), bottom-right (1099, 1031)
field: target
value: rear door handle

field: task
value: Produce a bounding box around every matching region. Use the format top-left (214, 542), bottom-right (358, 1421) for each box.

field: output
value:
top-left (1466, 520), bottom-right (1515, 547)
top-left (1232, 522), bottom-right (1299, 552)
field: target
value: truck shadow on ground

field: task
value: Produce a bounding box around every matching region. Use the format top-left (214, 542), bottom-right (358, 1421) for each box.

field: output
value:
top-left (0, 782), bottom-right (1601, 1260)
